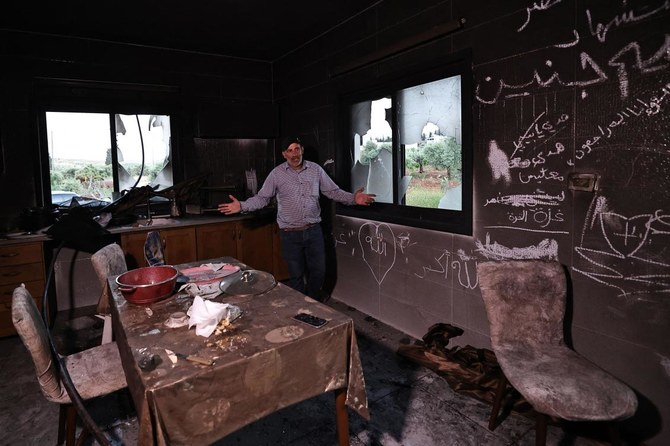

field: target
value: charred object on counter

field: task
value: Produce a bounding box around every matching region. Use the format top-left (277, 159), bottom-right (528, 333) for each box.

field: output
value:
top-left (46, 207), bottom-right (113, 253)
top-left (20, 206), bottom-right (59, 232)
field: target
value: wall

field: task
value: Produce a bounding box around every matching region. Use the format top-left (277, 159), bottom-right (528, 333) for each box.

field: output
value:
top-left (0, 29), bottom-right (276, 232)
top-left (0, 2), bottom-right (667, 443)
top-left (273, 1), bottom-right (670, 444)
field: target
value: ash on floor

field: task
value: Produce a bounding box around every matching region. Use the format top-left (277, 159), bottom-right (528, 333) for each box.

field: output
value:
top-left (1, 301), bottom-right (606, 446)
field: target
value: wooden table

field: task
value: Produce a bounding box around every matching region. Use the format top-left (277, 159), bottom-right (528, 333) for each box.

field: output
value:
top-left (109, 257), bottom-right (369, 446)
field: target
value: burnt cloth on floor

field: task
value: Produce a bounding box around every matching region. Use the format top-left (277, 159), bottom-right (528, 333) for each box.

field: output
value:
top-left (396, 323), bottom-right (531, 415)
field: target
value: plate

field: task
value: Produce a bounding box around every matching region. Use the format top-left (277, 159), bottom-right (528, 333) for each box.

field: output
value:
top-left (179, 264), bottom-right (241, 284)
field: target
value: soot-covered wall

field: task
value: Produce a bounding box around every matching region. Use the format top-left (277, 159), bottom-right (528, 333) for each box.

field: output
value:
top-left (0, 30), bottom-right (275, 232)
top-left (273, 1), bottom-right (669, 443)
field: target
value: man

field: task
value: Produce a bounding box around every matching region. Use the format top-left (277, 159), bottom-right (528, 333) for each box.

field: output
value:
top-left (218, 137), bottom-right (375, 301)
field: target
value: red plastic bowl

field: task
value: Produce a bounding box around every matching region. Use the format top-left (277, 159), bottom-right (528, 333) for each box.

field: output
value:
top-left (115, 265), bottom-right (178, 305)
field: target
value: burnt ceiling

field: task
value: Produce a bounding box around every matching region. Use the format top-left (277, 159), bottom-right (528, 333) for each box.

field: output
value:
top-left (1, 0), bottom-right (381, 62)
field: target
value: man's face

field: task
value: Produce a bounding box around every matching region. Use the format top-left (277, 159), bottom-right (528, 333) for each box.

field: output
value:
top-left (282, 143), bottom-right (304, 169)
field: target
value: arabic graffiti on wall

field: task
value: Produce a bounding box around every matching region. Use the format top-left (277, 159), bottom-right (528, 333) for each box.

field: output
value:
top-left (476, 1), bottom-right (670, 104)
top-left (572, 195), bottom-right (670, 298)
top-left (576, 82), bottom-right (670, 163)
top-left (334, 220), bottom-right (479, 288)
top-left (475, 0), bottom-right (669, 299)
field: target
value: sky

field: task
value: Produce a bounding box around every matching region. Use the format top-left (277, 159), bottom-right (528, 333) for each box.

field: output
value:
top-left (46, 112), bottom-right (170, 165)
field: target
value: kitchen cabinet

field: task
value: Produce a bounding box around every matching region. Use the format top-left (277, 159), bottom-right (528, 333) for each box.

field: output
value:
top-left (119, 217), bottom-right (288, 280)
top-left (0, 242), bottom-right (45, 337)
top-left (196, 220), bottom-right (275, 274)
top-left (237, 220), bottom-right (274, 274)
top-left (195, 221), bottom-right (238, 261)
top-left (120, 227), bottom-right (197, 269)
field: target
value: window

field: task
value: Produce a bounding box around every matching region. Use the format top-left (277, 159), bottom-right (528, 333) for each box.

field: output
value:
top-left (34, 78), bottom-right (179, 209)
top-left (338, 59), bottom-right (472, 234)
top-left (43, 112), bottom-right (173, 206)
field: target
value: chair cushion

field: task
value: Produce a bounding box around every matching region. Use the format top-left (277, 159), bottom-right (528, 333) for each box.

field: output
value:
top-left (477, 260), bottom-right (566, 347)
top-left (495, 342), bottom-right (638, 421)
top-left (63, 342), bottom-right (128, 401)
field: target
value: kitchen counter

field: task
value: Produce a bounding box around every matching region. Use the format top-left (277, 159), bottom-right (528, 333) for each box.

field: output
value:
top-left (0, 212), bottom-right (270, 245)
top-left (105, 214), bottom-right (253, 234)
top-left (1, 210), bottom-right (288, 337)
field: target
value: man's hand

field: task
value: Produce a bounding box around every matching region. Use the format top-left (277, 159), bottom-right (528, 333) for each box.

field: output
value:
top-left (354, 187), bottom-right (376, 206)
top-left (218, 195), bottom-right (241, 215)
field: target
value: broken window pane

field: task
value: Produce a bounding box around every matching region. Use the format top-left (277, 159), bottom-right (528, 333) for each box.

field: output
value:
top-left (46, 112), bottom-right (173, 206)
top-left (116, 114), bottom-right (172, 191)
top-left (400, 76), bottom-right (462, 210)
top-left (349, 75), bottom-right (462, 210)
top-left (351, 97), bottom-right (393, 203)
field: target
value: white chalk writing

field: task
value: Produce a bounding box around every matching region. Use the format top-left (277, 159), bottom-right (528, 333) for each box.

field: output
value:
top-left (519, 167), bottom-right (564, 184)
top-left (396, 232), bottom-right (417, 254)
top-left (451, 249), bottom-right (479, 289)
top-left (487, 140), bottom-right (512, 185)
top-left (512, 111), bottom-right (570, 157)
top-left (507, 207), bottom-right (565, 228)
top-left (484, 225), bottom-right (569, 234)
top-left (415, 250), bottom-right (451, 279)
top-left (413, 248), bottom-right (480, 289)
top-left (518, 0), bottom-right (564, 32)
top-left (475, 233), bottom-right (560, 260)
top-left (485, 190), bottom-right (565, 207)
top-left (586, 1), bottom-right (670, 44)
top-left (359, 222), bottom-right (396, 285)
top-left (573, 195), bottom-right (670, 297)
top-left (576, 82), bottom-right (670, 161)
top-left (476, 53), bottom-right (607, 104)
top-left (476, 36), bottom-right (670, 104)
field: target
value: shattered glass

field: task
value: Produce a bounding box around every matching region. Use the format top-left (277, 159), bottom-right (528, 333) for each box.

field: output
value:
top-left (349, 75), bottom-right (463, 210)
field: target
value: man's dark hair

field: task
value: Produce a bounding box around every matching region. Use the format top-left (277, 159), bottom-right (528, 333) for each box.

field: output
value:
top-left (281, 136), bottom-right (302, 151)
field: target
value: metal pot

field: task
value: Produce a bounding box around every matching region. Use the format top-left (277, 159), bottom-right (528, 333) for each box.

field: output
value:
top-left (115, 265), bottom-right (179, 305)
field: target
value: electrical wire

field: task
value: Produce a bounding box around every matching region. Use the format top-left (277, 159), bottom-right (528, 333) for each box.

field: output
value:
top-left (129, 114), bottom-right (146, 190)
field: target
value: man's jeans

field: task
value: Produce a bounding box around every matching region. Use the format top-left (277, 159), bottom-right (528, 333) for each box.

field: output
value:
top-left (279, 225), bottom-right (326, 301)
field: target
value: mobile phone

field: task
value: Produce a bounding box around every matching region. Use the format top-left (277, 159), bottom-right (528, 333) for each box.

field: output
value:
top-left (292, 312), bottom-right (328, 328)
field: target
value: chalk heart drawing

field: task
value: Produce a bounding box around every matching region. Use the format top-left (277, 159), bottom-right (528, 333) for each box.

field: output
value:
top-left (600, 212), bottom-right (650, 258)
top-left (358, 222), bottom-right (396, 285)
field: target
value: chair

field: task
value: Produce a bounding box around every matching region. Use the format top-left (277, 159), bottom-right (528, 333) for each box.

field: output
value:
top-left (12, 285), bottom-right (128, 446)
top-left (476, 260), bottom-right (638, 446)
top-left (91, 243), bottom-right (128, 344)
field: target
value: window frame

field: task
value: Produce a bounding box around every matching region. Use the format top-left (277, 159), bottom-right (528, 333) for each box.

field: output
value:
top-left (335, 55), bottom-right (473, 234)
top-left (33, 79), bottom-right (181, 207)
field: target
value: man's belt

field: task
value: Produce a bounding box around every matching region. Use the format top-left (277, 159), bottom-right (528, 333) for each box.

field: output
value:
top-left (280, 223), bottom-right (318, 232)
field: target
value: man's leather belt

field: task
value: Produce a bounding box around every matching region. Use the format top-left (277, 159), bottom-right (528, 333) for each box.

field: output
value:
top-left (281, 223), bottom-right (317, 232)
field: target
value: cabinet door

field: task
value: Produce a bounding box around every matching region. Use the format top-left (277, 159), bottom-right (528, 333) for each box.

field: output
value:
top-left (120, 232), bottom-right (149, 269)
top-left (272, 224), bottom-right (290, 281)
top-left (0, 242), bottom-right (45, 337)
top-left (196, 222), bottom-right (238, 262)
top-left (161, 227), bottom-right (197, 265)
top-left (121, 227), bottom-right (197, 267)
top-left (237, 221), bottom-right (273, 272)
